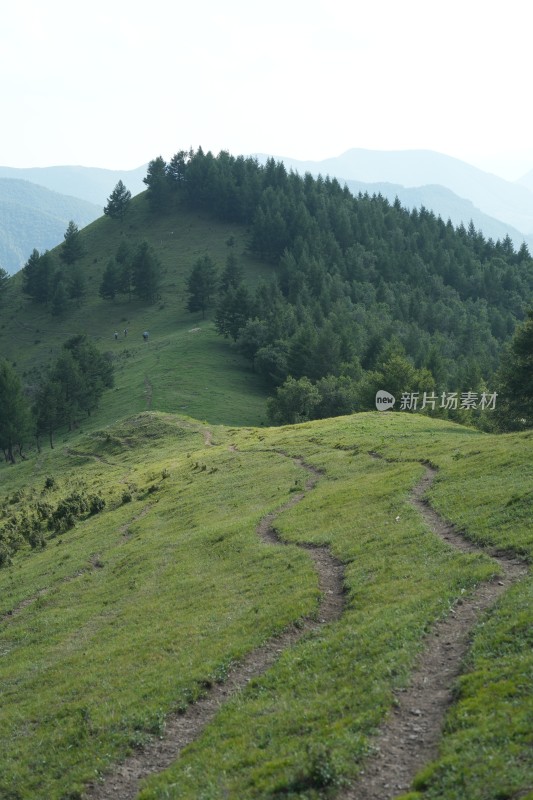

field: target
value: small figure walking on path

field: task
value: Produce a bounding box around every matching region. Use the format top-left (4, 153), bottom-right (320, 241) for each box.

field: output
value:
top-left (124, 328), bottom-right (128, 337)
top-left (114, 331), bottom-right (118, 340)
top-left (143, 331), bottom-right (149, 342)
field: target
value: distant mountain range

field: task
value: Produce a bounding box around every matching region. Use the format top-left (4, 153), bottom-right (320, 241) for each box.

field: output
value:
top-left (518, 168), bottom-right (533, 193)
top-left (256, 149), bottom-right (533, 252)
top-left (0, 164), bottom-right (147, 206)
top-left (0, 165), bottom-right (147, 274)
top-left (341, 179), bottom-right (533, 253)
top-left (0, 180), bottom-right (102, 275)
top-left (2, 150), bottom-right (533, 275)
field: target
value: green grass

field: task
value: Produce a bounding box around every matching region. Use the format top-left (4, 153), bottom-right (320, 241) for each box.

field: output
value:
top-left (0, 412), bottom-right (531, 799)
top-left (0, 194), bottom-right (272, 430)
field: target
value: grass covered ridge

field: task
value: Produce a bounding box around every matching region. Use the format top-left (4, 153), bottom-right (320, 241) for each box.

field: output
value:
top-left (0, 412), bottom-right (531, 799)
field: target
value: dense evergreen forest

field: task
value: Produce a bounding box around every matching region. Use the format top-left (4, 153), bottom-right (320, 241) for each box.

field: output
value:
top-left (146, 148), bottom-right (533, 426)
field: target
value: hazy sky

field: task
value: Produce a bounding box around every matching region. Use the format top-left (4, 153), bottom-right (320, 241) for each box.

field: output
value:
top-left (2, 0), bottom-right (532, 179)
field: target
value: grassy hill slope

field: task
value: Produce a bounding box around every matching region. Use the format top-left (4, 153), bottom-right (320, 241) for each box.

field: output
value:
top-left (1, 192), bottom-right (273, 428)
top-left (0, 411), bottom-right (531, 799)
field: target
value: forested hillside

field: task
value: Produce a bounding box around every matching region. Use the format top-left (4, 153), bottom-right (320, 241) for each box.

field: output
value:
top-left (145, 148), bottom-right (533, 425)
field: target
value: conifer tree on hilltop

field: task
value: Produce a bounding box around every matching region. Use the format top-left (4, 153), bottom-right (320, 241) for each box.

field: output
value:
top-left (143, 156), bottom-right (171, 212)
top-left (104, 180), bottom-right (132, 221)
top-left (186, 255), bottom-right (219, 319)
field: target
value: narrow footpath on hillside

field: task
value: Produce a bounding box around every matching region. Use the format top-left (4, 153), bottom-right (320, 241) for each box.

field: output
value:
top-left (342, 461), bottom-right (527, 800)
top-left (85, 449), bottom-right (345, 800)
top-left (84, 452), bottom-right (527, 800)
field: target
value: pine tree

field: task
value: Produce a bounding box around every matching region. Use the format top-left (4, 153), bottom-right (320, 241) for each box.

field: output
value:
top-left (215, 285), bottom-right (251, 341)
top-left (0, 361), bottom-right (32, 463)
top-left (22, 250), bottom-right (55, 303)
top-left (50, 350), bottom-right (85, 429)
top-left (186, 255), bottom-right (218, 318)
top-left (143, 156), bottom-right (170, 211)
top-left (104, 180), bottom-right (132, 221)
top-left (167, 150), bottom-right (190, 187)
top-left (496, 309), bottom-right (533, 429)
top-left (99, 259), bottom-right (120, 301)
top-left (115, 240), bottom-right (134, 300)
top-left (22, 248), bottom-right (41, 297)
top-left (236, 318), bottom-right (270, 370)
top-left (220, 252), bottom-right (243, 292)
top-left (33, 337), bottom-right (114, 445)
top-left (34, 379), bottom-right (63, 449)
top-left (63, 335), bottom-right (114, 416)
top-left (68, 266), bottom-right (86, 305)
top-left (132, 241), bottom-right (161, 303)
top-left (60, 221), bottom-right (84, 265)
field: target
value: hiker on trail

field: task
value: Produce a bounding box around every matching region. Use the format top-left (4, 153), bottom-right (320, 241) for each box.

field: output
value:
top-left (143, 331), bottom-right (149, 342)
top-left (124, 328), bottom-right (128, 337)
top-left (114, 331), bottom-right (118, 340)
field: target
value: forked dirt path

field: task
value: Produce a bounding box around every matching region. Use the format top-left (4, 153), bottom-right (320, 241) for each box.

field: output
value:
top-left (84, 455), bottom-right (527, 800)
top-left (84, 453), bottom-right (345, 800)
top-left (342, 462), bottom-right (528, 800)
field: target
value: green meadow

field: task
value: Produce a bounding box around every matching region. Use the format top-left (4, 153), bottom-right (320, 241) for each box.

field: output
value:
top-left (0, 411), bottom-right (531, 799)
top-left (1, 183), bottom-right (532, 799)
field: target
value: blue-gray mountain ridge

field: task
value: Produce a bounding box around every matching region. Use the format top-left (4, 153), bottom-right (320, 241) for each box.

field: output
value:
top-left (0, 165), bottom-right (147, 274)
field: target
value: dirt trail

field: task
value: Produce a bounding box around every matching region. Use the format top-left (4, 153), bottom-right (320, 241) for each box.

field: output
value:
top-left (1, 560), bottom-right (102, 624)
top-left (84, 453), bottom-right (345, 800)
top-left (342, 463), bottom-right (527, 800)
